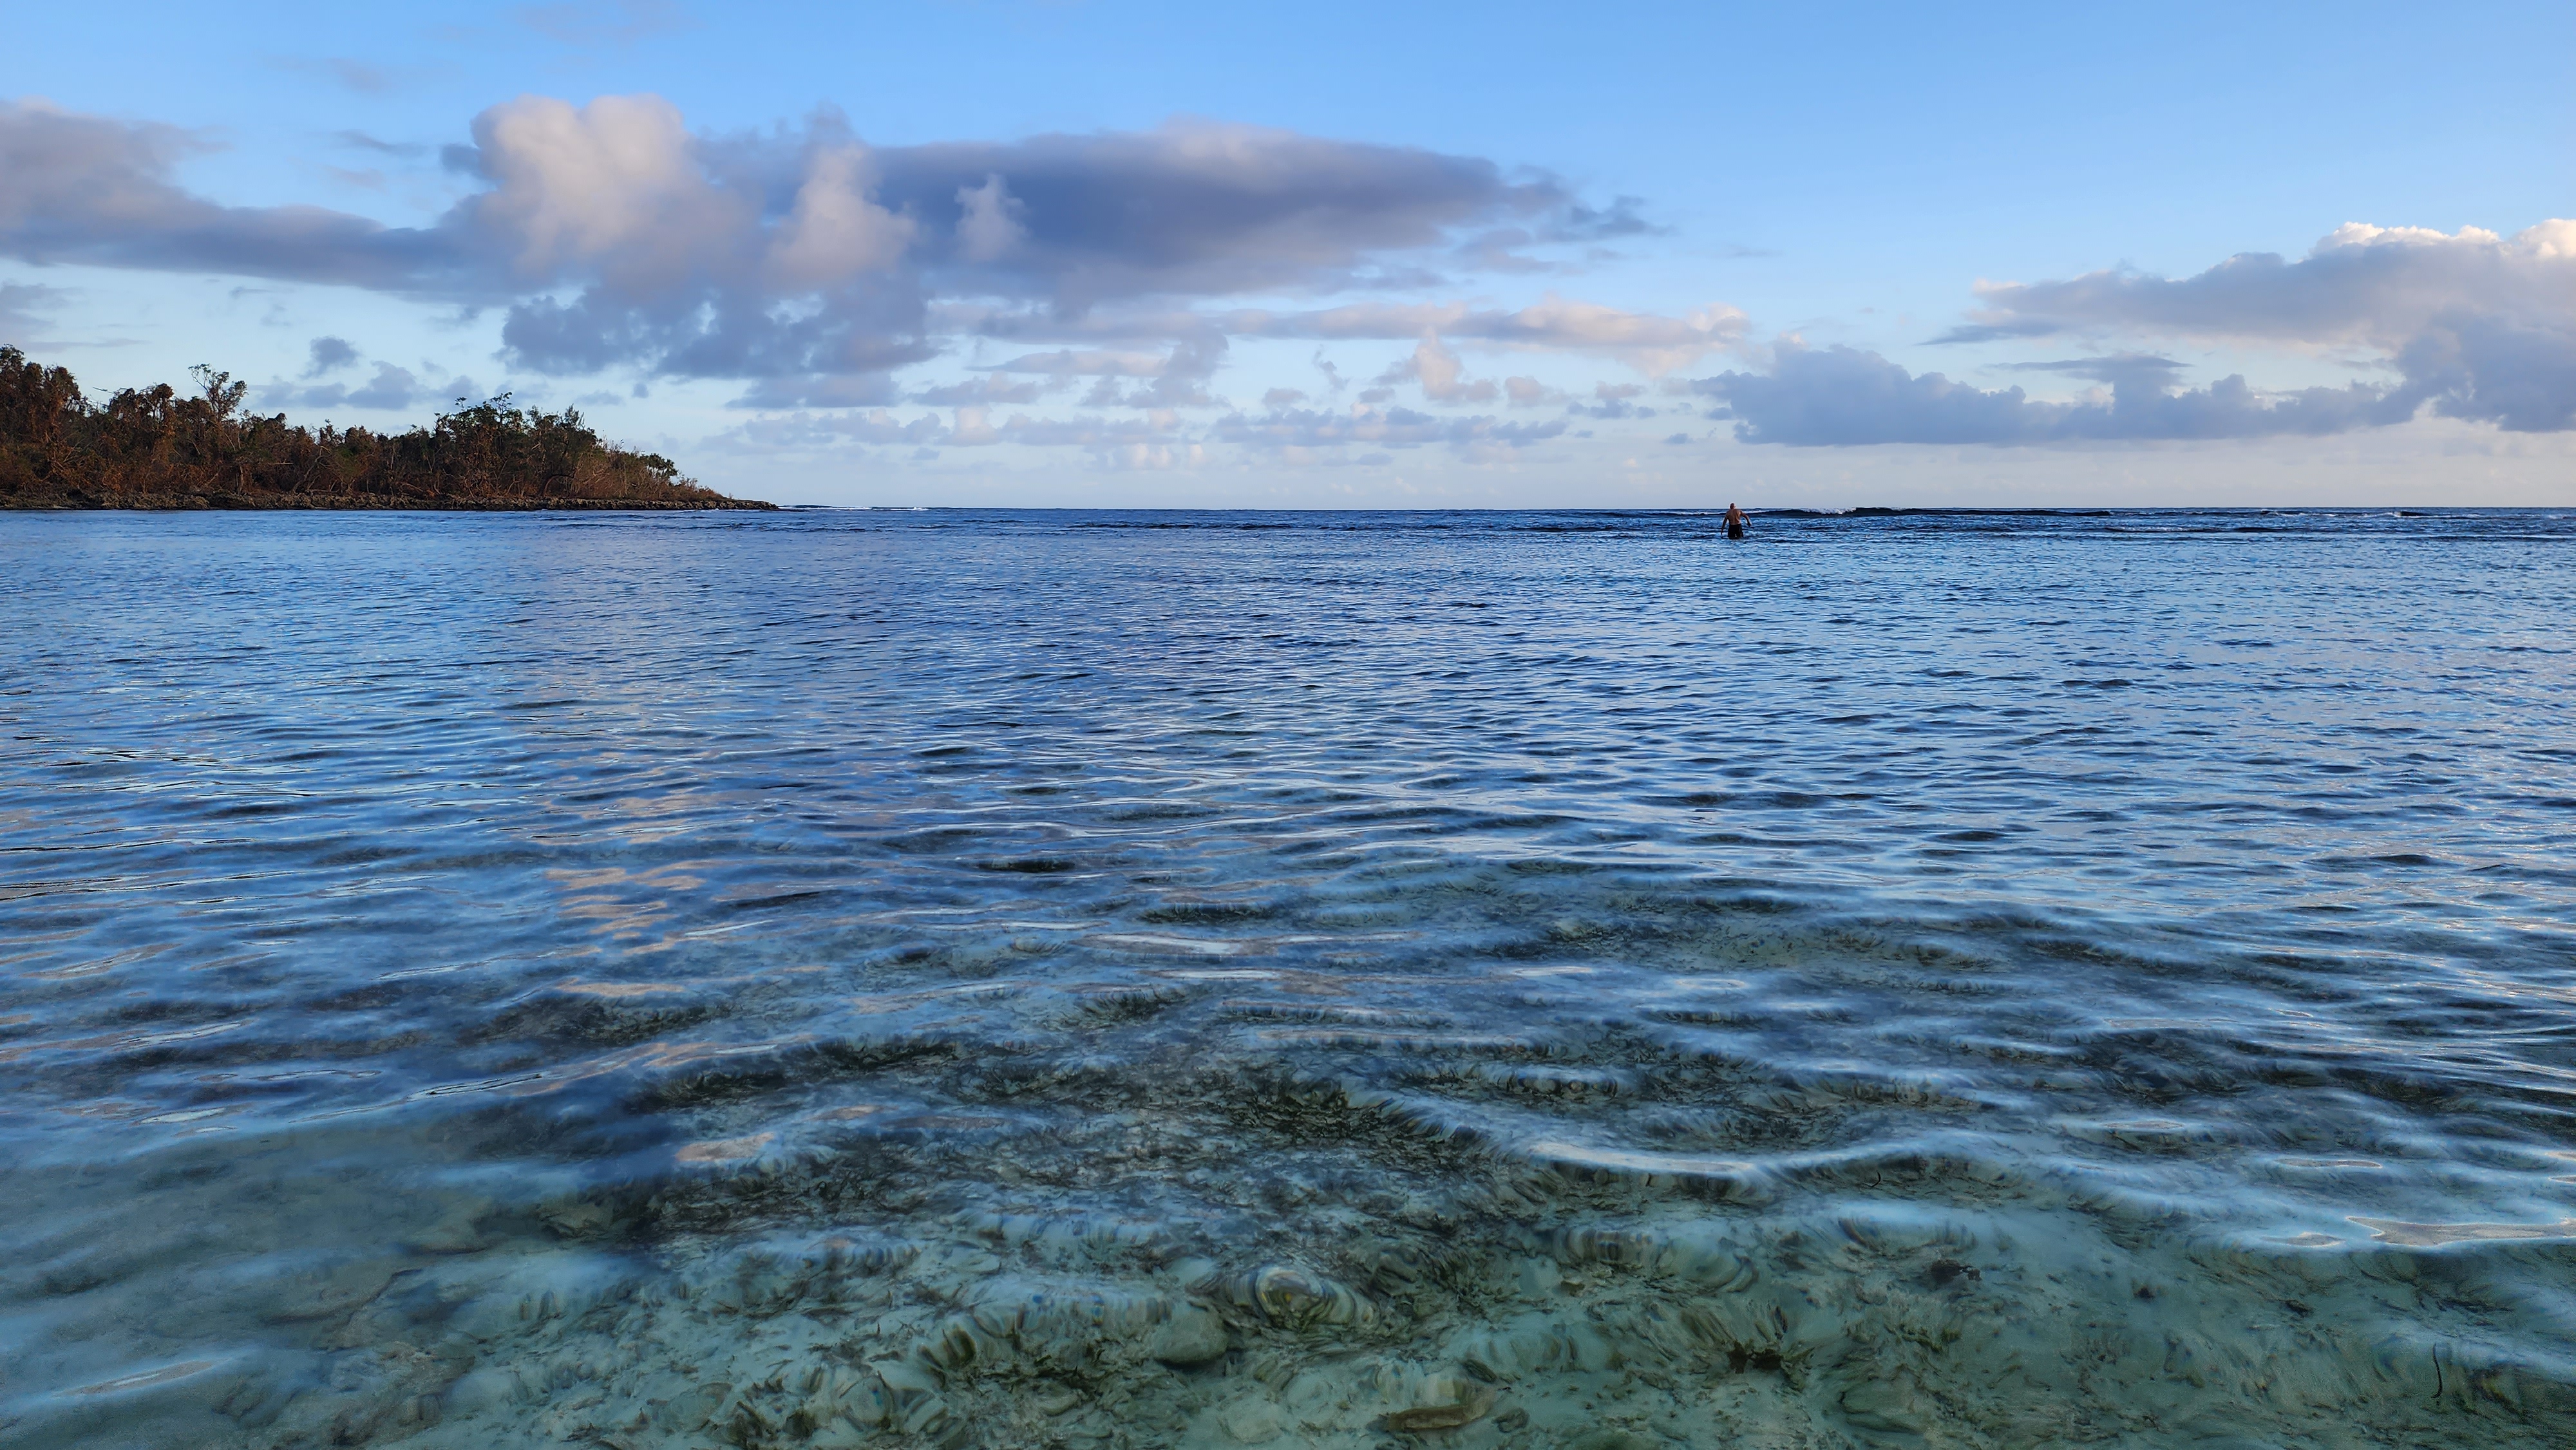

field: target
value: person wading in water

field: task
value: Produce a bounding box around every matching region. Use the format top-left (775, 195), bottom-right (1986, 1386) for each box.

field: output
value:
top-left (1724, 503), bottom-right (1748, 540)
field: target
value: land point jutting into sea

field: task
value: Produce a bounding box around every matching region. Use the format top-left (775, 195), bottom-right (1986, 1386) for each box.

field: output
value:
top-left (0, 349), bottom-right (773, 511)
top-left (3, 505), bottom-right (2572, 1449)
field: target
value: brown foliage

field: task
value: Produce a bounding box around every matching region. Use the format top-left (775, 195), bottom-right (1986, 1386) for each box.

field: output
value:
top-left (0, 348), bottom-right (772, 510)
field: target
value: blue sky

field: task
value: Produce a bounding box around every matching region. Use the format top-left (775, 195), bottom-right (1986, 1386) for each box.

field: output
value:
top-left (4, 1), bottom-right (2570, 506)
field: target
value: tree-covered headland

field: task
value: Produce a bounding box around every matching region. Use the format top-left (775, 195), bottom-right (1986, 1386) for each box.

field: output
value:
top-left (0, 348), bottom-right (772, 510)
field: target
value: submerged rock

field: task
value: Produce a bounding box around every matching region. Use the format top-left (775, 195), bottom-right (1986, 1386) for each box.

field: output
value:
top-left (1218, 1263), bottom-right (1378, 1330)
top-left (1147, 1304), bottom-right (1231, 1365)
top-left (1379, 1383), bottom-right (1497, 1432)
top-left (1839, 1377), bottom-right (1929, 1436)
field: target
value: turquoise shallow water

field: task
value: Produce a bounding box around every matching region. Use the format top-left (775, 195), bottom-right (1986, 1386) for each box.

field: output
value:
top-left (3, 507), bottom-right (2573, 1449)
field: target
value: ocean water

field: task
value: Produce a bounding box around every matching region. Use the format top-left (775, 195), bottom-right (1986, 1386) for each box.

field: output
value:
top-left (3, 507), bottom-right (2573, 1450)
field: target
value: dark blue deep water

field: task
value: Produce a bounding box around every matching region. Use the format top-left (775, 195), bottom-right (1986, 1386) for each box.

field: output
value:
top-left (3, 507), bottom-right (2573, 1448)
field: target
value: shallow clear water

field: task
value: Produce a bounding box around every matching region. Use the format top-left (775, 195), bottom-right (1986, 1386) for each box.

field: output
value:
top-left (3, 507), bottom-right (2573, 1449)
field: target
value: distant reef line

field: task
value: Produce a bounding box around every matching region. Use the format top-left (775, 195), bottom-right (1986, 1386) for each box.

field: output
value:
top-left (0, 347), bottom-right (772, 511)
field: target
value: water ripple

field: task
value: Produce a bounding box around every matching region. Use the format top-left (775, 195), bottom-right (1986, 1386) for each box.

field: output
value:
top-left (2, 508), bottom-right (2573, 1447)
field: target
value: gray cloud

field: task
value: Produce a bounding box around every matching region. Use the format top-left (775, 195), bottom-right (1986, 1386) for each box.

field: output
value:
top-left (495, 277), bottom-right (936, 391)
top-left (735, 409), bottom-right (947, 448)
top-left (0, 280), bottom-right (69, 339)
top-left (2390, 310), bottom-right (2576, 433)
top-left (940, 296), bottom-right (1745, 374)
top-left (866, 123), bottom-right (1589, 313)
top-left (730, 372), bottom-right (904, 409)
top-left (276, 58), bottom-right (403, 95)
top-left (1556, 196), bottom-right (1657, 243)
top-left (1375, 333), bottom-right (1496, 404)
top-left (1937, 221), bottom-right (2576, 433)
top-left (1567, 379), bottom-right (1656, 420)
top-left (344, 362), bottom-right (426, 410)
top-left (985, 333), bottom-right (1229, 408)
top-left (862, 119), bottom-right (1570, 306)
top-left (1227, 298), bottom-right (1743, 372)
top-left (0, 100), bottom-right (460, 289)
top-left (1691, 341), bottom-right (2405, 446)
top-left (1962, 222), bottom-right (2574, 346)
top-left (718, 390), bottom-right (1578, 467)
top-left (969, 413), bottom-right (1188, 453)
top-left (515, 0), bottom-right (694, 48)
top-left (987, 348), bottom-right (1171, 379)
top-left (1, 95), bottom-right (1701, 420)
top-left (1923, 318), bottom-right (2063, 346)
top-left (333, 130), bottom-right (431, 160)
top-left (911, 374), bottom-right (1045, 406)
top-left (1215, 404), bottom-right (1566, 453)
top-left (1716, 221), bottom-right (2576, 446)
top-left (724, 404), bottom-right (1200, 469)
top-left (1998, 353), bottom-right (2188, 386)
top-left (265, 361), bottom-right (433, 413)
top-left (303, 335), bottom-right (358, 376)
top-left (1450, 196), bottom-right (1660, 273)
